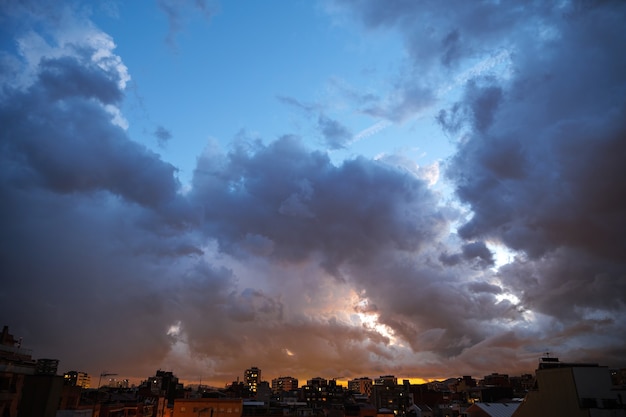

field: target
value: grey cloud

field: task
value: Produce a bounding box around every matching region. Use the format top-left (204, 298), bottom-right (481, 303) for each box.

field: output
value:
top-left (276, 95), bottom-right (320, 114)
top-left (467, 281), bottom-right (501, 295)
top-left (0, 187), bottom-right (197, 378)
top-left (461, 241), bottom-right (494, 267)
top-left (438, 241), bottom-right (494, 269)
top-left (336, 0), bottom-right (562, 68)
top-left (38, 55), bottom-right (123, 104)
top-left (0, 54), bottom-right (181, 210)
top-left (191, 135), bottom-right (447, 274)
top-left (0, 7), bottom-right (202, 379)
top-left (436, 79), bottom-right (503, 136)
top-left (442, 0), bottom-right (626, 339)
top-left (317, 115), bottom-right (352, 150)
top-left (344, 252), bottom-right (520, 358)
top-left (362, 81), bottom-right (436, 123)
top-left (3, 0), bottom-right (626, 385)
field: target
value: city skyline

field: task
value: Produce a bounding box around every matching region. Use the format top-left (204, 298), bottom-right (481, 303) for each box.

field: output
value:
top-left (1, 0), bottom-right (625, 388)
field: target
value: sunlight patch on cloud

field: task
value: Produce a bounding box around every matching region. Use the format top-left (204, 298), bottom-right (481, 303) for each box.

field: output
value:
top-left (105, 104), bottom-right (129, 129)
top-left (167, 321), bottom-right (182, 337)
top-left (486, 241), bottom-right (516, 270)
top-left (495, 292), bottom-right (520, 306)
top-left (354, 297), bottom-right (396, 344)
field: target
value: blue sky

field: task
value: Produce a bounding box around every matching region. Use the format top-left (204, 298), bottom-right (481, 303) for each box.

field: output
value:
top-left (1, 0), bottom-right (625, 386)
top-left (93, 1), bottom-right (455, 186)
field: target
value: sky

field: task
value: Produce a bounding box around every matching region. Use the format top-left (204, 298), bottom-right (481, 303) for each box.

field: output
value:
top-left (1, 0), bottom-right (625, 387)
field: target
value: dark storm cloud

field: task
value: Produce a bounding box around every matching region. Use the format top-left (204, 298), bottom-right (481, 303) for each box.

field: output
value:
top-left (334, 0), bottom-right (626, 370)
top-left (446, 4), bottom-right (626, 261)
top-left (38, 55), bottom-right (123, 104)
top-left (3, 0), bottom-right (625, 385)
top-left (439, 0), bottom-right (626, 352)
top-left (0, 2), bottom-right (201, 378)
top-left (0, 54), bottom-right (180, 209)
top-left (438, 241), bottom-right (494, 269)
top-left (190, 134), bottom-right (447, 274)
top-left (343, 251), bottom-right (519, 359)
top-left (461, 241), bottom-right (494, 268)
top-left (317, 115), bottom-right (352, 150)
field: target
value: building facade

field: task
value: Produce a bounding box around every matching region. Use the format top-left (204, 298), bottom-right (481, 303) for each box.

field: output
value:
top-left (348, 377), bottom-right (373, 397)
top-left (244, 367), bottom-right (261, 395)
top-left (173, 398), bottom-right (243, 417)
top-left (272, 376), bottom-right (298, 393)
top-left (512, 358), bottom-right (626, 416)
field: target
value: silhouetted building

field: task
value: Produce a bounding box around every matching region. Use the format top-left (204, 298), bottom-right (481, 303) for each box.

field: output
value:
top-left (245, 367), bottom-right (261, 395)
top-left (63, 371), bottom-right (90, 389)
top-left (466, 402), bottom-right (519, 417)
top-left (345, 402), bottom-right (377, 417)
top-left (256, 381), bottom-right (271, 404)
top-left (512, 357), bottom-right (626, 416)
top-left (35, 358), bottom-right (59, 376)
top-left (18, 373), bottom-right (64, 417)
top-left (374, 376), bottom-right (397, 387)
top-left (481, 373), bottom-right (510, 388)
top-left (0, 326), bottom-right (37, 417)
top-left (148, 370), bottom-right (182, 405)
top-left (371, 376), bottom-right (410, 415)
top-left (306, 377), bottom-right (328, 388)
top-left (173, 397), bottom-right (243, 417)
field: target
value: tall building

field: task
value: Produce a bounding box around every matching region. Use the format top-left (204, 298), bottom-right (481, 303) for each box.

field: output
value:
top-left (371, 375), bottom-right (411, 415)
top-left (375, 375), bottom-right (397, 387)
top-left (147, 370), bottom-right (181, 405)
top-left (306, 377), bottom-right (328, 388)
top-left (244, 367), bottom-right (261, 394)
top-left (76, 372), bottom-right (90, 388)
top-left (35, 358), bottom-right (59, 376)
top-left (63, 371), bottom-right (90, 389)
top-left (0, 326), bottom-right (36, 417)
top-left (348, 377), bottom-right (373, 397)
top-left (271, 376), bottom-right (298, 392)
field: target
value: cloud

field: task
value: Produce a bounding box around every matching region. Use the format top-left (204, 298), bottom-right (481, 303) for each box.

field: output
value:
top-left (1, 0), bottom-right (625, 386)
top-left (157, 0), bottom-right (217, 49)
top-left (191, 135), bottom-right (449, 274)
top-left (276, 95), bottom-right (320, 114)
top-left (155, 125), bottom-right (173, 147)
top-left (317, 115), bottom-right (352, 150)
top-left (0, 1), bottom-right (197, 377)
top-left (441, 1), bottom-right (626, 337)
top-left (333, 0), bottom-right (626, 369)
